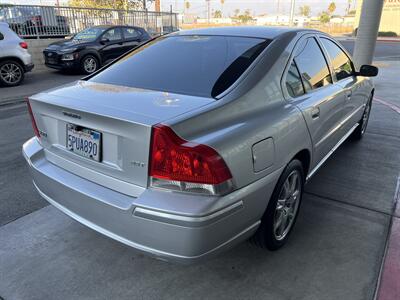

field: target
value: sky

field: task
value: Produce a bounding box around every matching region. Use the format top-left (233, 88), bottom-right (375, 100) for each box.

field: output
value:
top-left (0, 0), bottom-right (358, 17)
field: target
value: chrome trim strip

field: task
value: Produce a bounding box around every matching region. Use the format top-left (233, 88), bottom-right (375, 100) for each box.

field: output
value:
top-left (134, 201), bottom-right (244, 227)
top-left (306, 122), bottom-right (359, 181)
top-left (315, 104), bottom-right (365, 148)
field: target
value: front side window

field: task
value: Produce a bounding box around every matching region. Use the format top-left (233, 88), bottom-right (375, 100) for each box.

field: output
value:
top-left (0, 31), bottom-right (3, 40)
top-left (102, 28), bottom-right (122, 41)
top-left (294, 37), bottom-right (332, 92)
top-left (320, 37), bottom-right (354, 81)
top-left (89, 35), bottom-right (270, 98)
top-left (285, 61), bottom-right (305, 98)
top-left (73, 27), bottom-right (106, 42)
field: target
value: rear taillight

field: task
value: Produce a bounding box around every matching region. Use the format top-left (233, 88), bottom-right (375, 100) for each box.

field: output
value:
top-left (26, 98), bottom-right (40, 138)
top-left (19, 42), bottom-right (28, 49)
top-left (149, 124), bottom-right (233, 195)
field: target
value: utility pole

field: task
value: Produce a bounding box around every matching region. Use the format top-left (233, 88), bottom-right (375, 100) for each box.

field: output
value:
top-left (353, 0), bottom-right (384, 68)
top-left (206, 0), bottom-right (211, 24)
top-left (289, 0), bottom-right (295, 27)
top-left (277, 0), bottom-right (280, 15)
top-left (143, 0), bottom-right (146, 10)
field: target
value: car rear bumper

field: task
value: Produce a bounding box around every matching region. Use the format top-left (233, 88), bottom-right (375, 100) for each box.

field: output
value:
top-left (24, 63), bottom-right (34, 72)
top-left (23, 137), bottom-right (281, 263)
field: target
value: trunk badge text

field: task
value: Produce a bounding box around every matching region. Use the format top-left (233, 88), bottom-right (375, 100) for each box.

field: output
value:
top-left (63, 111), bottom-right (81, 119)
top-left (131, 161), bottom-right (146, 168)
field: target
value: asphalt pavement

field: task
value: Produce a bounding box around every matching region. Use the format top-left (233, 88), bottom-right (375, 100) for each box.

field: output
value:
top-left (0, 46), bottom-right (399, 299)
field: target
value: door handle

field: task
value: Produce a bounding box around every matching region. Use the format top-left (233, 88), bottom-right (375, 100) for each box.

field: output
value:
top-left (311, 107), bottom-right (320, 119)
top-left (346, 90), bottom-right (352, 100)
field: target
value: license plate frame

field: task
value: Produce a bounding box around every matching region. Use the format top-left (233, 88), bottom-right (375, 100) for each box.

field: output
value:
top-left (66, 124), bottom-right (102, 162)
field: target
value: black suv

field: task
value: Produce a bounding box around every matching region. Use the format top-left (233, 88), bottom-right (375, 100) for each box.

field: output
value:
top-left (43, 25), bottom-right (151, 74)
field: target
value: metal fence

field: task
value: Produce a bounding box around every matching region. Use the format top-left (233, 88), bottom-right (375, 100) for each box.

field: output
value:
top-left (0, 4), bottom-right (179, 38)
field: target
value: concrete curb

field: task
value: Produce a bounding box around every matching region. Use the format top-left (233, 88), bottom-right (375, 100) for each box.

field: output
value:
top-left (376, 176), bottom-right (400, 300)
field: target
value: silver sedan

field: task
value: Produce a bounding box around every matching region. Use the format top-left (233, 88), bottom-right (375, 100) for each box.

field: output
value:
top-left (23, 27), bottom-right (377, 263)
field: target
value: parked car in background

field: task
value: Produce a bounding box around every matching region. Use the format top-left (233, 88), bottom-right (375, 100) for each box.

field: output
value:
top-left (24, 27), bottom-right (377, 263)
top-left (43, 25), bottom-right (151, 74)
top-left (0, 5), bottom-right (69, 38)
top-left (0, 22), bottom-right (34, 87)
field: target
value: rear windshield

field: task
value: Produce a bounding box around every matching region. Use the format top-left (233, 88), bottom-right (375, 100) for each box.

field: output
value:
top-left (89, 35), bottom-right (270, 98)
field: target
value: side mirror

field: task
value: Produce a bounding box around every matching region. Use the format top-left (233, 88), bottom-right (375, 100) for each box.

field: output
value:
top-left (100, 37), bottom-right (110, 44)
top-left (357, 64), bottom-right (378, 77)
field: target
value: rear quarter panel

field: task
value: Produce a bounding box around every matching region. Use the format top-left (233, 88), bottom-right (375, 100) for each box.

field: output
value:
top-left (168, 33), bottom-right (313, 191)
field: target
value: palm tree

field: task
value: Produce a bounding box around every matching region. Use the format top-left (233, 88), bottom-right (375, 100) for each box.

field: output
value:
top-left (328, 2), bottom-right (336, 15)
top-left (220, 0), bottom-right (225, 17)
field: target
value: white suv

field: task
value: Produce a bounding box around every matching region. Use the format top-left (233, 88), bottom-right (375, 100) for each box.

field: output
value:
top-left (0, 22), bottom-right (34, 87)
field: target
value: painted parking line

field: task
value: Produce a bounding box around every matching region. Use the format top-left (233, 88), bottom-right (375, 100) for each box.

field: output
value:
top-left (374, 97), bottom-right (400, 114)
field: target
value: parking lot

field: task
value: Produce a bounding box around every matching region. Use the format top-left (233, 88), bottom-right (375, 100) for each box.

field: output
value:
top-left (0, 47), bottom-right (400, 299)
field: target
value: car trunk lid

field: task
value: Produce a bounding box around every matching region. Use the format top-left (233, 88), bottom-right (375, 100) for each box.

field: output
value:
top-left (29, 80), bottom-right (214, 197)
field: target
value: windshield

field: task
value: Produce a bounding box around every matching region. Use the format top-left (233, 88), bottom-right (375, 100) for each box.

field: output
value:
top-left (89, 35), bottom-right (270, 98)
top-left (73, 27), bottom-right (106, 41)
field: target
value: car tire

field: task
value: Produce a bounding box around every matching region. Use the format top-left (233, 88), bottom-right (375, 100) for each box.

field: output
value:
top-left (0, 60), bottom-right (25, 87)
top-left (80, 55), bottom-right (99, 75)
top-left (351, 93), bottom-right (373, 140)
top-left (251, 159), bottom-right (304, 250)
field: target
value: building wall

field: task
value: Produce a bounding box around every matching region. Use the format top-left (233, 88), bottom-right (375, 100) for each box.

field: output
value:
top-left (355, 0), bottom-right (400, 34)
top-left (25, 38), bottom-right (64, 72)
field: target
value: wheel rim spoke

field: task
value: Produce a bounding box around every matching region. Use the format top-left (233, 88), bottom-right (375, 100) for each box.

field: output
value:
top-left (0, 64), bottom-right (21, 83)
top-left (273, 169), bottom-right (301, 241)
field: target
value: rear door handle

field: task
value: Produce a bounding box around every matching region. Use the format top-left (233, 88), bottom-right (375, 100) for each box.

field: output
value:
top-left (311, 107), bottom-right (320, 119)
top-left (346, 90), bottom-right (352, 100)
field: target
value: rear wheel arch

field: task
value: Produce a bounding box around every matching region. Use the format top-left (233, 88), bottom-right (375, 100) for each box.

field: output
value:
top-left (0, 57), bottom-right (25, 70)
top-left (292, 149), bottom-right (311, 179)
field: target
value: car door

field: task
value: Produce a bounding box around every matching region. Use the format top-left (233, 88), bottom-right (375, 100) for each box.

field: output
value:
top-left (0, 30), bottom-right (4, 52)
top-left (121, 27), bottom-right (142, 54)
top-left (284, 35), bottom-right (346, 168)
top-left (318, 36), bottom-right (366, 133)
top-left (98, 27), bottom-right (124, 64)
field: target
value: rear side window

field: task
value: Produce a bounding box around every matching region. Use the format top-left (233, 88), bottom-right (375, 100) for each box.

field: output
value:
top-left (320, 37), bottom-right (354, 81)
top-left (285, 61), bottom-right (305, 98)
top-left (89, 35), bottom-right (270, 98)
top-left (294, 38), bottom-right (332, 92)
top-left (102, 28), bottom-right (122, 41)
top-left (123, 28), bottom-right (140, 39)
top-left (0, 31), bottom-right (3, 40)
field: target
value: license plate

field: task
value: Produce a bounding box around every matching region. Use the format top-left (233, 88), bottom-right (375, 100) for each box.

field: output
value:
top-left (66, 124), bottom-right (101, 162)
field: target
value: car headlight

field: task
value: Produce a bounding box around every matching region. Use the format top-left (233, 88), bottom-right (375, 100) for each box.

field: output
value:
top-left (61, 53), bottom-right (75, 61)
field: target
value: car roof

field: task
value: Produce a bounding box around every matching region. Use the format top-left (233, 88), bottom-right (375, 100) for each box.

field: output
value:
top-left (170, 26), bottom-right (316, 39)
top-left (91, 25), bottom-right (143, 30)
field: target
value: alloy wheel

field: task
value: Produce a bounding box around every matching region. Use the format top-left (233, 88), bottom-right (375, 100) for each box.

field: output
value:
top-left (273, 170), bottom-right (302, 241)
top-left (0, 63), bottom-right (22, 84)
top-left (83, 57), bottom-right (97, 73)
top-left (361, 99), bottom-right (372, 135)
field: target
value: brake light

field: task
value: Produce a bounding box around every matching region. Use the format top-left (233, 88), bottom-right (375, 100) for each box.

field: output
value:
top-left (149, 124), bottom-right (233, 195)
top-left (26, 98), bottom-right (40, 138)
top-left (19, 42), bottom-right (28, 49)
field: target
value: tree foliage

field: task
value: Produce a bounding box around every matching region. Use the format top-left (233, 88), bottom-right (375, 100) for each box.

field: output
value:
top-left (68, 0), bottom-right (147, 10)
top-left (328, 2), bottom-right (336, 15)
top-left (319, 11), bottom-right (330, 24)
top-left (234, 9), bottom-right (253, 24)
top-left (298, 5), bottom-right (311, 17)
top-left (213, 10), bottom-right (222, 18)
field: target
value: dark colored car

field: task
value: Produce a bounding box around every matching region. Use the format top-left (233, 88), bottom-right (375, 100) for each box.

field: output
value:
top-left (43, 25), bottom-right (151, 74)
top-left (0, 5), bottom-right (69, 38)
